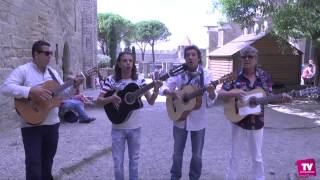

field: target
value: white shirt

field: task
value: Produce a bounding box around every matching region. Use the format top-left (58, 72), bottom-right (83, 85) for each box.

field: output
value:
top-left (0, 62), bottom-right (73, 127)
top-left (160, 66), bottom-right (217, 131)
top-left (101, 74), bottom-right (146, 129)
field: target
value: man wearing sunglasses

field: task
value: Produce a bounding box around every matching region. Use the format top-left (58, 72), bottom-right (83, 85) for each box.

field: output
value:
top-left (218, 46), bottom-right (291, 180)
top-left (0, 40), bottom-right (84, 180)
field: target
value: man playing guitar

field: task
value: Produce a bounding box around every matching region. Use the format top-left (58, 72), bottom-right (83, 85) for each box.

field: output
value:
top-left (96, 51), bottom-right (162, 180)
top-left (218, 46), bottom-right (291, 180)
top-left (160, 45), bottom-right (217, 180)
top-left (0, 40), bottom-right (84, 180)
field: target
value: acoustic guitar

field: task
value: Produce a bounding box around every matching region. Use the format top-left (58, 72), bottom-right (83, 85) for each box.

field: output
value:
top-left (14, 67), bottom-right (98, 125)
top-left (166, 72), bottom-right (236, 121)
top-left (223, 86), bottom-right (320, 123)
top-left (104, 64), bottom-right (187, 124)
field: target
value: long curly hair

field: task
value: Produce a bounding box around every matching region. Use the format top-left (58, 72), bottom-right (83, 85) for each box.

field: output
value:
top-left (114, 51), bottom-right (138, 81)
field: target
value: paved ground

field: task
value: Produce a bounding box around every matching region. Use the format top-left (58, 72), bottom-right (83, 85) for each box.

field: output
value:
top-left (0, 89), bottom-right (320, 180)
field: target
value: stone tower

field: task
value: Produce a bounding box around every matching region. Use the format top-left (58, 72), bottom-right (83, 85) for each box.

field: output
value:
top-left (0, 0), bottom-right (97, 130)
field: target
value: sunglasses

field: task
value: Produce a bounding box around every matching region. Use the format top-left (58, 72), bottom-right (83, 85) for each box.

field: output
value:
top-left (241, 55), bottom-right (255, 59)
top-left (38, 50), bottom-right (53, 56)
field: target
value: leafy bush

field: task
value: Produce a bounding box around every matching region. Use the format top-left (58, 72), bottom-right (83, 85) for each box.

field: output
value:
top-left (97, 55), bottom-right (111, 68)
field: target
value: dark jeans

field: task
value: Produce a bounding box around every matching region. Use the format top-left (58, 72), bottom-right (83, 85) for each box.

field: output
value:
top-left (21, 123), bottom-right (59, 180)
top-left (303, 77), bottom-right (315, 86)
top-left (170, 126), bottom-right (205, 180)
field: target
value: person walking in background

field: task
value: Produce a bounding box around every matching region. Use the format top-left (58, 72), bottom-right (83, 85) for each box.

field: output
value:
top-left (301, 64), bottom-right (315, 86)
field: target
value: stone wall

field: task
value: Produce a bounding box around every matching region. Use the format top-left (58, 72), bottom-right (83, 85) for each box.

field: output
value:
top-left (0, 0), bottom-right (97, 130)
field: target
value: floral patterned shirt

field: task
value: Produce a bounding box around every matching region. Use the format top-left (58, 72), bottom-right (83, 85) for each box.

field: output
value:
top-left (222, 68), bottom-right (273, 130)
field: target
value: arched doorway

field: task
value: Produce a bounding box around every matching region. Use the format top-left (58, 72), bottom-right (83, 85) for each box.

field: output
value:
top-left (62, 43), bottom-right (70, 81)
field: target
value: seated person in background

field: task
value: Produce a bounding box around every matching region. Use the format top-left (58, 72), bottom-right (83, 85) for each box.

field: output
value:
top-left (59, 86), bottom-right (96, 123)
top-left (301, 64), bottom-right (315, 85)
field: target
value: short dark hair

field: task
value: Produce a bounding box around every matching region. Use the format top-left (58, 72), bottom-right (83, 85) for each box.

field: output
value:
top-left (32, 40), bottom-right (50, 57)
top-left (184, 45), bottom-right (202, 64)
top-left (114, 51), bottom-right (138, 81)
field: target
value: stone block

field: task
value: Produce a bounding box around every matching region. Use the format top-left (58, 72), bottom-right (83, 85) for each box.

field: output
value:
top-left (12, 36), bottom-right (28, 49)
top-left (0, 68), bottom-right (13, 83)
top-left (0, 35), bottom-right (12, 47)
top-left (0, 21), bottom-right (12, 34)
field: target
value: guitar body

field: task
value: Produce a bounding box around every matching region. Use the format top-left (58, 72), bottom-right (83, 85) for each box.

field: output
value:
top-left (104, 83), bottom-right (143, 124)
top-left (165, 72), bottom-right (236, 121)
top-left (14, 80), bottom-right (62, 125)
top-left (166, 85), bottom-right (201, 121)
top-left (223, 87), bottom-right (266, 123)
top-left (14, 67), bottom-right (98, 125)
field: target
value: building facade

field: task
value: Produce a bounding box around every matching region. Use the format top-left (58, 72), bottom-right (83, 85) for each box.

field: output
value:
top-left (0, 0), bottom-right (97, 129)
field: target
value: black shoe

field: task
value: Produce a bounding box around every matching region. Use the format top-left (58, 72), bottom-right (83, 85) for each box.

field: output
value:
top-left (79, 117), bottom-right (96, 123)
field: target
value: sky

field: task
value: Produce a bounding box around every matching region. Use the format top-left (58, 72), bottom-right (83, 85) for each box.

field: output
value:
top-left (97, 0), bottom-right (221, 50)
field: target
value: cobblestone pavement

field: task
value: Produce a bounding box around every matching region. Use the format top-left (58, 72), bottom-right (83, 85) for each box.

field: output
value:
top-left (0, 89), bottom-right (320, 180)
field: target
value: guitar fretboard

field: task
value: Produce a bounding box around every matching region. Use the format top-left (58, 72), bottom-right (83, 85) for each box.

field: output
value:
top-left (130, 64), bottom-right (186, 99)
top-left (52, 80), bottom-right (75, 97)
top-left (254, 94), bottom-right (283, 105)
top-left (183, 79), bottom-right (221, 102)
top-left (253, 88), bottom-right (315, 105)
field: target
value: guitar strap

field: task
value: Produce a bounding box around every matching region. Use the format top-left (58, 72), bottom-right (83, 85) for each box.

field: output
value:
top-left (48, 68), bottom-right (60, 85)
top-left (199, 66), bottom-right (204, 88)
top-left (257, 68), bottom-right (270, 96)
top-left (183, 66), bottom-right (204, 89)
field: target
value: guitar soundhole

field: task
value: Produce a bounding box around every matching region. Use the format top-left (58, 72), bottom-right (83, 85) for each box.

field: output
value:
top-left (172, 99), bottom-right (177, 112)
top-left (124, 93), bottom-right (135, 105)
top-left (31, 103), bottom-right (39, 113)
top-left (235, 98), bottom-right (239, 114)
top-left (28, 101), bottom-right (39, 113)
top-left (182, 96), bottom-right (188, 104)
top-left (249, 97), bottom-right (257, 107)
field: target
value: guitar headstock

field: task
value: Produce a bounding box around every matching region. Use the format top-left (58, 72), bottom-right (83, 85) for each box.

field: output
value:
top-left (80, 67), bottom-right (99, 79)
top-left (87, 67), bottom-right (99, 76)
top-left (159, 63), bottom-right (187, 81)
top-left (211, 72), bottom-right (237, 86)
top-left (169, 63), bottom-right (187, 76)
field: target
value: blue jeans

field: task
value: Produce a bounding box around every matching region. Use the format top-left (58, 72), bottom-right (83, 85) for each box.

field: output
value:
top-left (171, 126), bottom-right (205, 180)
top-left (61, 99), bottom-right (89, 120)
top-left (111, 128), bottom-right (141, 180)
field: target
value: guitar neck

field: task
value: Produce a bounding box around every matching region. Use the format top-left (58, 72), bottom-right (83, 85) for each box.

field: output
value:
top-left (52, 80), bottom-right (74, 97)
top-left (184, 79), bottom-right (220, 101)
top-left (133, 82), bottom-right (156, 97)
top-left (133, 73), bottom-right (170, 97)
top-left (255, 90), bottom-right (299, 105)
top-left (255, 94), bottom-right (283, 105)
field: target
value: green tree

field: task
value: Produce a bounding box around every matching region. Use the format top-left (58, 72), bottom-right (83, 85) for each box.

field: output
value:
top-left (97, 13), bottom-right (109, 55)
top-left (131, 46), bottom-right (136, 62)
top-left (134, 20), bottom-right (171, 62)
top-left (218, 0), bottom-right (263, 28)
top-left (273, 1), bottom-right (320, 83)
top-left (98, 13), bottom-right (134, 67)
top-left (134, 21), bottom-right (149, 61)
top-left (217, 0), bottom-right (320, 82)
